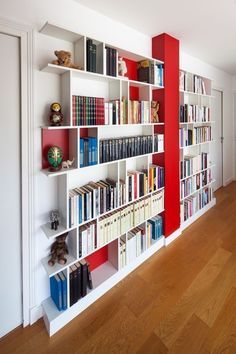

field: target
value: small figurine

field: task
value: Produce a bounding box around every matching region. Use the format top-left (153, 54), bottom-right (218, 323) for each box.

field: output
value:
top-left (48, 233), bottom-right (69, 266)
top-left (50, 209), bottom-right (60, 230)
top-left (49, 102), bottom-right (63, 126)
top-left (151, 101), bottom-right (160, 123)
top-left (62, 157), bottom-right (75, 169)
top-left (47, 146), bottom-right (63, 171)
top-left (118, 57), bottom-right (127, 77)
top-left (52, 50), bottom-right (83, 70)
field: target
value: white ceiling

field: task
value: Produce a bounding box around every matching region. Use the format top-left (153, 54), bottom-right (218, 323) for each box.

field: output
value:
top-left (75, 0), bottom-right (236, 75)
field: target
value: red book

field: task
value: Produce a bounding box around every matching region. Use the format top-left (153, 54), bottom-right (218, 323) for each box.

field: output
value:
top-left (96, 98), bottom-right (105, 125)
top-left (72, 95), bottom-right (76, 126)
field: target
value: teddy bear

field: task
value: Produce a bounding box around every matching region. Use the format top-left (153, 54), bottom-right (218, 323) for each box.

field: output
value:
top-left (151, 101), bottom-right (160, 123)
top-left (52, 50), bottom-right (82, 70)
top-left (48, 233), bottom-right (69, 266)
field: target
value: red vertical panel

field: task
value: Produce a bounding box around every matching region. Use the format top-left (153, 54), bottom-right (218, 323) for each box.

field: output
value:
top-left (42, 129), bottom-right (69, 169)
top-left (129, 86), bottom-right (139, 100)
top-left (123, 58), bottom-right (137, 81)
top-left (86, 245), bottom-right (108, 271)
top-left (152, 33), bottom-right (180, 237)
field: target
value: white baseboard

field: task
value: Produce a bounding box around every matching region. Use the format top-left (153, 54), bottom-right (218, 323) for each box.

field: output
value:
top-left (30, 305), bottom-right (43, 325)
top-left (224, 177), bottom-right (234, 187)
top-left (164, 228), bottom-right (182, 246)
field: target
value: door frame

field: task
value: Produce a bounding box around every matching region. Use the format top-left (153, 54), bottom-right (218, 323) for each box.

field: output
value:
top-left (212, 86), bottom-right (224, 187)
top-left (0, 18), bottom-right (34, 328)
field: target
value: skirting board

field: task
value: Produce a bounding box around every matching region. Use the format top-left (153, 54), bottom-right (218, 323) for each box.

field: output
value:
top-left (43, 237), bottom-right (165, 336)
top-left (30, 305), bottom-right (43, 325)
top-left (181, 198), bottom-right (216, 232)
top-left (164, 228), bottom-right (182, 246)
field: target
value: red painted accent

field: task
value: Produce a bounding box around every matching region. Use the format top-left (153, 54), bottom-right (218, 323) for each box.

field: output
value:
top-left (86, 245), bottom-right (108, 271)
top-left (129, 86), bottom-right (139, 100)
top-left (42, 129), bottom-right (69, 169)
top-left (123, 57), bottom-right (137, 81)
top-left (80, 128), bottom-right (89, 138)
top-left (152, 33), bottom-right (180, 237)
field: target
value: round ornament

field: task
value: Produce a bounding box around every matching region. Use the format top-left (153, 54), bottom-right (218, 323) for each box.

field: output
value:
top-left (47, 146), bottom-right (63, 171)
top-left (49, 102), bottom-right (63, 126)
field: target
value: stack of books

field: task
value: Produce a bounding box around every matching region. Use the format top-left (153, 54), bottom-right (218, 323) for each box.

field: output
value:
top-left (149, 165), bottom-right (165, 192)
top-left (180, 152), bottom-right (209, 179)
top-left (137, 60), bottom-right (164, 86)
top-left (79, 221), bottom-right (97, 257)
top-left (69, 260), bottom-right (93, 306)
top-left (86, 39), bottom-right (96, 73)
top-left (154, 134), bottom-right (164, 152)
top-left (127, 169), bottom-right (148, 202)
top-left (69, 178), bottom-right (119, 227)
top-left (179, 104), bottom-right (210, 123)
top-left (105, 46), bottom-right (117, 77)
top-left (80, 137), bottom-right (98, 167)
top-left (50, 271), bottom-right (67, 311)
top-left (99, 135), bottom-right (153, 163)
top-left (72, 96), bottom-right (104, 126)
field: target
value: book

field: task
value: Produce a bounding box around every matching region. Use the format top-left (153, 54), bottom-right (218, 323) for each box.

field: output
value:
top-left (86, 39), bottom-right (93, 72)
top-left (80, 259), bottom-right (88, 297)
top-left (58, 271), bottom-right (67, 311)
top-left (87, 261), bottom-right (93, 289)
top-left (50, 274), bottom-right (62, 311)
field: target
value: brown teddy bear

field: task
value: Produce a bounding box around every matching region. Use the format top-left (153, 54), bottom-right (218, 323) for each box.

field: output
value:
top-left (52, 50), bottom-right (82, 70)
top-left (151, 101), bottom-right (160, 123)
top-left (48, 233), bottom-right (69, 266)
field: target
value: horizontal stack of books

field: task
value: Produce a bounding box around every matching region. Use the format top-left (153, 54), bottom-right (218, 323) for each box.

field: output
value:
top-left (127, 169), bottom-right (148, 202)
top-left (50, 271), bottom-right (67, 311)
top-left (137, 60), bottom-right (164, 86)
top-left (72, 96), bottom-right (104, 126)
top-left (129, 100), bottom-right (150, 124)
top-left (69, 260), bottom-right (93, 306)
top-left (149, 165), bottom-right (165, 192)
top-left (179, 104), bottom-right (210, 123)
top-left (79, 221), bottom-right (97, 257)
top-left (105, 46), bottom-right (117, 77)
top-left (80, 137), bottom-right (98, 167)
top-left (179, 126), bottom-right (212, 147)
top-left (99, 135), bottom-right (153, 163)
top-left (87, 39), bottom-right (96, 73)
top-left (181, 186), bottom-right (213, 222)
top-left (180, 152), bottom-right (210, 179)
top-left (154, 134), bottom-right (164, 152)
top-left (119, 235), bottom-right (126, 269)
top-left (69, 178), bottom-right (119, 227)
top-left (98, 190), bottom-right (164, 246)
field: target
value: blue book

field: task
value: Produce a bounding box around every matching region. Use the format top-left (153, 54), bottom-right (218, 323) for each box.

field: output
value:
top-left (58, 272), bottom-right (67, 310)
top-left (148, 219), bottom-right (157, 240)
top-left (80, 138), bottom-right (84, 168)
top-left (50, 274), bottom-right (62, 311)
top-left (88, 137), bottom-right (93, 165)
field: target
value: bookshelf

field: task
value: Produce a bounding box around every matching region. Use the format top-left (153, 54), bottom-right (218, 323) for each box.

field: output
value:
top-left (39, 23), bottom-right (180, 336)
top-left (179, 70), bottom-right (216, 230)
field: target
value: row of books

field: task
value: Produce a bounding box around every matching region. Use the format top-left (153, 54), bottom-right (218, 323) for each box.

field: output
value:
top-left (69, 178), bottom-right (119, 227)
top-left (80, 137), bottom-right (98, 167)
top-left (180, 170), bottom-right (212, 200)
top-left (179, 104), bottom-right (210, 123)
top-left (99, 135), bottom-right (153, 163)
top-left (137, 60), bottom-right (164, 86)
top-left (69, 260), bottom-right (93, 306)
top-left (179, 71), bottom-right (207, 95)
top-left (179, 126), bottom-right (212, 147)
top-left (86, 39), bottom-right (96, 73)
top-left (181, 187), bottom-right (213, 223)
top-left (154, 134), bottom-right (164, 152)
top-left (105, 46), bottom-right (117, 77)
top-left (149, 165), bottom-right (165, 192)
top-left (50, 271), bottom-right (67, 311)
top-left (79, 221), bottom-right (97, 258)
top-left (127, 169), bottom-right (148, 202)
top-left (72, 96), bottom-right (104, 126)
top-left (129, 100), bottom-right (150, 124)
top-left (98, 190), bottom-right (164, 247)
top-left (180, 152), bottom-right (210, 180)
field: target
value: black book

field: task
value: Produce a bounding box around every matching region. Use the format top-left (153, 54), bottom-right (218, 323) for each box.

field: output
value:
top-left (128, 175), bottom-right (132, 202)
top-left (92, 43), bottom-right (97, 73)
top-left (69, 267), bottom-right (74, 306)
top-left (99, 140), bottom-right (103, 163)
top-left (70, 264), bottom-right (78, 305)
top-left (80, 259), bottom-right (88, 297)
top-left (106, 47), bottom-right (110, 76)
top-left (75, 262), bottom-right (82, 301)
top-left (86, 39), bottom-right (93, 72)
top-left (112, 48), bottom-right (117, 76)
top-left (87, 261), bottom-right (93, 290)
top-left (112, 102), bottom-right (116, 125)
top-left (109, 47), bottom-right (113, 76)
top-left (139, 173), bottom-right (144, 197)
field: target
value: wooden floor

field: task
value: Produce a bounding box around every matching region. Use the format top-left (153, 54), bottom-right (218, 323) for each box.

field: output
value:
top-left (1, 183), bottom-right (236, 354)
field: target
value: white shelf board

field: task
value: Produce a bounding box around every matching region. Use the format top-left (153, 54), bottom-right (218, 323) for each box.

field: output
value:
top-left (180, 179), bottom-right (216, 202)
top-left (181, 198), bottom-right (216, 231)
top-left (179, 89), bottom-right (214, 99)
top-left (180, 164), bottom-right (216, 182)
top-left (39, 22), bottom-right (84, 42)
top-left (41, 167), bottom-right (78, 178)
top-left (179, 121), bottom-right (215, 125)
top-left (180, 140), bottom-right (216, 149)
top-left (41, 122), bottom-right (165, 130)
top-left (42, 254), bottom-right (77, 278)
top-left (41, 223), bottom-right (71, 239)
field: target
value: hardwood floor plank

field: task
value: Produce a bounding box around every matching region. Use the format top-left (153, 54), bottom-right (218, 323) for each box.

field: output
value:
top-left (137, 332), bottom-right (168, 354)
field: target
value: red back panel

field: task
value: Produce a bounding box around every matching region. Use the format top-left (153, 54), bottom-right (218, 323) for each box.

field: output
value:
top-left (42, 129), bottom-right (69, 169)
top-left (123, 57), bottom-right (138, 81)
top-left (86, 245), bottom-right (108, 271)
top-left (129, 86), bottom-right (139, 101)
top-left (152, 33), bottom-right (180, 237)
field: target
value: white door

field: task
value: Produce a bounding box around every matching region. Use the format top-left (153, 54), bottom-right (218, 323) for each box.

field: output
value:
top-left (212, 89), bottom-right (223, 190)
top-left (0, 33), bottom-right (22, 337)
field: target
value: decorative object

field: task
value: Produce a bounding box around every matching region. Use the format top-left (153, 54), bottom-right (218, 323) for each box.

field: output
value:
top-left (48, 233), bottom-right (69, 266)
top-left (47, 146), bottom-right (63, 171)
top-left (52, 50), bottom-right (83, 70)
top-left (49, 102), bottom-right (63, 126)
top-left (151, 101), bottom-right (160, 123)
top-left (118, 57), bottom-right (127, 77)
top-left (50, 209), bottom-right (60, 230)
top-left (62, 157), bottom-right (75, 169)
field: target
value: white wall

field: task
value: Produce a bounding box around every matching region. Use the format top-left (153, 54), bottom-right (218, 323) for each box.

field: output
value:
top-left (0, 0), bottom-right (235, 323)
top-left (231, 76), bottom-right (236, 179)
top-left (180, 51), bottom-right (234, 185)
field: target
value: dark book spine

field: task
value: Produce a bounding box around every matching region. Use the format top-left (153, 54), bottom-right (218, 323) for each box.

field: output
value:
top-left (86, 39), bottom-right (93, 72)
top-left (80, 262), bottom-right (88, 297)
top-left (77, 264), bottom-right (82, 300)
top-left (87, 262), bottom-right (93, 290)
top-left (106, 47), bottom-right (110, 76)
top-left (69, 269), bottom-right (74, 306)
top-left (92, 44), bottom-right (97, 73)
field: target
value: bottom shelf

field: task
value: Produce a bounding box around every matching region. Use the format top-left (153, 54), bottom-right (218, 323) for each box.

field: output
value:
top-left (42, 236), bottom-right (164, 336)
top-left (181, 198), bottom-right (216, 231)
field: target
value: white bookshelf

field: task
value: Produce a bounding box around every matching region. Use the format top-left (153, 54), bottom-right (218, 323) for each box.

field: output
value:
top-left (39, 21), bottom-right (166, 336)
top-left (179, 70), bottom-right (216, 227)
